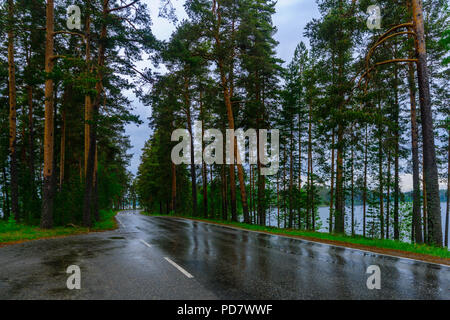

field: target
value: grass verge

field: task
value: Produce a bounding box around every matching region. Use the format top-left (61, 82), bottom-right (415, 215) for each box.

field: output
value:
top-left (142, 212), bottom-right (450, 263)
top-left (0, 209), bottom-right (118, 246)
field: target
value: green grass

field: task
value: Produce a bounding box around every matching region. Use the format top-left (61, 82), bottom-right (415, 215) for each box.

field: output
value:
top-left (92, 209), bottom-right (118, 230)
top-left (0, 209), bottom-right (118, 245)
top-left (142, 212), bottom-right (450, 260)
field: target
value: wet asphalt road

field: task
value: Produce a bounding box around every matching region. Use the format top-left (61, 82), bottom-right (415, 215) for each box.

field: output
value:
top-left (0, 210), bottom-right (448, 300)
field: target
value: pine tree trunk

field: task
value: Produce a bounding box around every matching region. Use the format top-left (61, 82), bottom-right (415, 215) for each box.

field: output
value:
top-left (288, 129), bottom-right (294, 228)
top-left (298, 116), bottom-right (303, 228)
top-left (445, 132), bottom-right (449, 247)
top-left (334, 123), bottom-right (345, 233)
top-left (412, 0), bottom-right (443, 246)
top-left (408, 56), bottom-right (423, 243)
top-left (221, 133), bottom-right (228, 221)
top-left (249, 165), bottom-right (253, 222)
top-left (210, 165), bottom-right (215, 218)
top-left (334, 0), bottom-right (347, 235)
top-left (229, 163), bottom-right (237, 221)
top-left (8, 0), bottom-right (19, 222)
top-left (393, 62), bottom-right (400, 240)
top-left (184, 77), bottom-right (198, 217)
top-left (83, 114), bottom-right (97, 227)
top-left (394, 138), bottom-right (400, 240)
top-left (41, 0), bottom-right (55, 229)
top-left (422, 162), bottom-right (428, 242)
top-left (2, 168), bottom-right (10, 220)
top-left (84, 2), bottom-right (92, 176)
top-left (201, 96), bottom-right (208, 218)
top-left (298, 115), bottom-right (302, 191)
top-left (329, 130), bottom-right (335, 233)
top-left (386, 152), bottom-right (391, 239)
top-left (171, 162), bottom-right (176, 213)
top-left (257, 127), bottom-right (265, 225)
top-left (310, 145), bottom-right (315, 231)
top-left (60, 107), bottom-right (66, 187)
top-left (307, 103), bottom-right (313, 230)
top-left (351, 144), bottom-right (354, 236)
top-left (277, 172), bottom-right (280, 228)
top-left (93, 145), bottom-right (99, 221)
top-left (282, 148), bottom-right (287, 228)
top-left (378, 104), bottom-right (385, 239)
top-left (363, 125), bottom-right (368, 238)
top-left (253, 165), bottom-right (257, 224)
top-left (27, 85), bottom-right (35, 192)
top-left (202, 162), bottom-right (208, 218)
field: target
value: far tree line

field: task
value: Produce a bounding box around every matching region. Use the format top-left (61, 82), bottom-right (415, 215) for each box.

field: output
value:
top-left (1, 0), bottom-right (156, 227)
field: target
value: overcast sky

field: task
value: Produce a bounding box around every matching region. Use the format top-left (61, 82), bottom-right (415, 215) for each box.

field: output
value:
top-left (124, 0), bottom-right (445, 192)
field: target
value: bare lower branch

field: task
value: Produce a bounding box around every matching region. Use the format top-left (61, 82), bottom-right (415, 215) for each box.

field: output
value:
top-left (108, 0), bottom-right (139, 13)
top-left (358, 58), bottom-right (418, 88)
top-left (366, 31), bottom-right (416, 68)
top-left (53, 30), bottom-right (86, 40)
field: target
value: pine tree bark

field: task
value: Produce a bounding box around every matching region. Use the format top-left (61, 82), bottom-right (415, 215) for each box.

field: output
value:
top-left (2, 168), bottom-right (10, 220)
top-left (445, 133), bottom-right (449, 247)
top-left (257, 127), bottom-right (266, 226)
top-left (282, 148), bottom-right (287, 228)
top-left (84, 1), bottom-right (93, 176)
top-left (93, 145), bottom-right (99, 221)
top-left (184, 78), bottom-right (198, 217)
top-left (334, 0), bottom-right (347, 234)
top-left (378, 106), bottom-right (385, 239)
top-left (41, 0), bottom-right (55, 229)
top-left (408, 56), bottom-right (423, 243)
top-left (60, 107), bottom-right (66, 187)
top-left (249, 165), bottom-right (253, 222)
top-left (351, 144), bottom-right (355, 236)
top-left (363, 125), bottom-right (368, 237)
top-left (422, 164), bottom-right (428, 242)
top-left (307, 103), bottom-right (313, 230)
top-left (210, 166), bottom-right (215, 218)
top-left (277, 172), bottom-right (280, 228)
top-left (394, 136), bottom-right (400, 240)
top-left (288, 129), bottom-right (294, 228)
top-left (411, 0), bottom-right (443, 246)
top-left (310, 145), bottom-right (315, 230)
top-left (201, 94), bottom-right (208, 218)
top-left (8, 0), bottom-right (19, 222)
top-left (329, 130), bottom-right (335, 233)
top-left (221, 131), bottom-right (228, 221)
top-left (393, 63), bottom-right (400, 241)
top-left (27, 85), bottom-right (35, 191)
top-left (171, 162), bottom-right (177, 213)
top-left (386, 152), bottom-right (391, 239)
top-left (202, 162), bottom-right (208, 218)
top-left (334, 124), bottom-right (345, 233)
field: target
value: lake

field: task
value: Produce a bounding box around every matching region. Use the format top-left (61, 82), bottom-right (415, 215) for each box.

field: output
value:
top-left (265, 202), bottom-right (449, 248)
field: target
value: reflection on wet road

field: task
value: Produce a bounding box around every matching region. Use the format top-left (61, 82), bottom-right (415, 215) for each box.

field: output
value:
top-left (0, 210), bottom-right (448, 299)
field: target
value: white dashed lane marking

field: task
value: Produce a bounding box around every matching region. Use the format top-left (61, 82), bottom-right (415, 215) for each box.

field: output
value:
top-left (140, 239), bottom-right (152, 248)
top-left (164, 257), bottom-right (194, 279)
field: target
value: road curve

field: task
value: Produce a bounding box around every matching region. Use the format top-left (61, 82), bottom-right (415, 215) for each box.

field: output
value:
top-left (0, 210), bottom-right (448, 299)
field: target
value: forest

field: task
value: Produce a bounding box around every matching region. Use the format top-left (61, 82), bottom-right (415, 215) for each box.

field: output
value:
top-left (0, 0), bottom-right (449, 249)
top-left (0, 0), bottom-right (150, 228)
